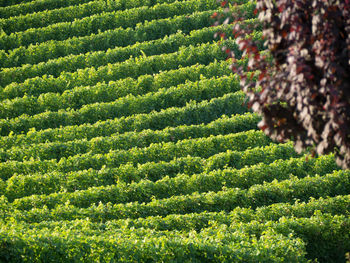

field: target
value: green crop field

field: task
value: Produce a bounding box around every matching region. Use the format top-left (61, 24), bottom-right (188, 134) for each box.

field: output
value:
top-left (0, 0), bottom-right (349, 262)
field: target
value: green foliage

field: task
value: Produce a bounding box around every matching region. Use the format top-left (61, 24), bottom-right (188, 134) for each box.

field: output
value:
top-left (0, 92), bottom-right (245, 150)
top-left (0, 25), bottom-right (263, 88)
top-left (0, 75), bottom-right (242, 136)
top-left (4, 141), bottom-right (295, 200)
top-left (0, 0), bottom-right (92, 9)
top-left (12, 154), bottom-right (338, 210)
top-left (0, 109), bottom-right (256, 162)
top-left (0, 3), bottom-right (258, 68)
top-left (0, 0), bottom-right (348, 261)
top-left (0, 26), bottom-right (223, 87)
top-left (0, 0), bottom-right (221, 50)
top-left (1, 42), bottom-right (226, 101)
top-left (0, 59), bottom-right (233, 119)
top-left (0, 9), bottom-right (213, 68)
top-left (0, 220), bottom-right (308, 262)
top-left (0, 0), bottom-right (194, 32)
top-left (0, 129), bottom-right (270, 180)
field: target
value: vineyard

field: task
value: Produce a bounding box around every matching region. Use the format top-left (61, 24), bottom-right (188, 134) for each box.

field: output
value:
top-left (0, 0), bottom-right (349, 262)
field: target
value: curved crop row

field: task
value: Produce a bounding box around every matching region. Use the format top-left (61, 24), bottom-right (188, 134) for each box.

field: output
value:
top-left (1, 0), bottom-right (122, 34)
top-left (0, 12), bottom-right (260, 68)
top-left (4, 196), bottom-right (349, 263)
top-left (0, 107), bottom-right (256, 162)
top-left (0, 217), bottom-right (309, 262)
top-left (30, 194), bottom-right (348, 232)
top-left (0, 77), bottom-right (242, 136)
top-left (0, 0), bottom-right (198, 33)
top-left (0, 0), bottom-right (92, 9)
top-left (2, 208), bottom-right (348, 262)
top-left (4, 142), bottom-right (296, 200)
top-left (0, 93), bottom-right (245, 150)
top-left (12, 154), bottom-right (337, 210)
top-left (0, 25), bottom-right (258, 87)
top-left (0, 59), bottom-right (235, 118)
top-left (0, 0), bottom-right (181, 18)
top-left (0, 130), bottom-right (270, 180)
top-left (8, 169), bottom-right (350, 223)
top-left (0, 0), bottom-right (222, 50)
top-left (1, 42), bottom-right (226, 101)
top-left (0, 0), bottom-right (346, 262)
top-left (0, 10), bottom-right (211, 68)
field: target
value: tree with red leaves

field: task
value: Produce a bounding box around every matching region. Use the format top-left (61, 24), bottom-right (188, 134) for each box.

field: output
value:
top-left (216, 0), bottom-right (350, 168)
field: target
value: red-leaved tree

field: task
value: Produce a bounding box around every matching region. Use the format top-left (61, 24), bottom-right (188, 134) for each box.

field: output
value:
top-left (216, 0), bottom-right (350, 168)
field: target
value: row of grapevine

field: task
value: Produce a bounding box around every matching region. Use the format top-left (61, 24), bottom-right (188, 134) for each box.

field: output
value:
top-left (2, 0), bottom-right (348, 261)
top-left (0, 0), bottom-right (227, 51)
top-left (2, 199), bottom-right (348, 262)
top-left (7, 168), bottom-right (350, 223)
top-left (0, 11), bottom-right (259, 68)
top-left (0, 0), bottom-right (92, 9)
top-left (0, 82), bottom-right (244, 137)
top-left (4, 196), bottom-right (349, 262)
top-left (0, 11), bottom-right (211, 68)
top-left (0, 59), bottom-right (236, 118)
top-left (0, 215), bottom-right (310, 262)
top-left (11, 154), bottom-right (337, 210)
top-left (0, 130), bottom-right (271, 180)
top-left (27, 194), bottom-right (347, 232)
top-left (0, 93), bottom-right (247, 149)
top-left (0, 109), bottom-right (257, 162)
top-left (0, 0), bottom-right (200, 32)
top-left (0, 0), bottom-right (194, 18)
top-left (1, 41), bottom-right (227, 100)
top-left (0, 25), bottom-right (260, 87)
top-left (4, 142), bottom-right (297, 200)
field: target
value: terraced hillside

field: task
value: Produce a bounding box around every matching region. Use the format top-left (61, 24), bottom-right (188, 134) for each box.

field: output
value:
top-left (0, 0), bottom-right (349, 262)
